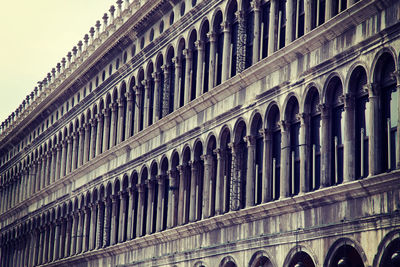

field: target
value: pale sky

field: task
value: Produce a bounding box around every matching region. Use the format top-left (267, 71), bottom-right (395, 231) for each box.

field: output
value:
top-left (0, 0), bottom-right (115, 123)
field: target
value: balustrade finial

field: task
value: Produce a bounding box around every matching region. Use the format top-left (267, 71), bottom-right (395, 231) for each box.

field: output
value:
top-left (89, 27), bottom-right (95, 42)
top-left (61, 57), bottom-right (66, 70)
top-left (102, 13), bottom-right (109, 30)
top-left (56, 63), bottom-right (61, 74)
top-left (84, 34), bottom-right (89, 48)
top-left (51, 68), bottom-right (56, 79)
top-left (109, 5), bottom-right (116, 21)
top-left (77, 40), bottom-right (83, 54)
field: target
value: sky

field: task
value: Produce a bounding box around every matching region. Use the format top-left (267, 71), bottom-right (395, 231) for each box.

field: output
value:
top-left (0, 0), bottom-right (115, 123)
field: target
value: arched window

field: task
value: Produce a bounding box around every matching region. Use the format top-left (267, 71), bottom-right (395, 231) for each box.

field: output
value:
top-left (278, 0), bottom-right (286, 49)
top-left (227, 0), bottom-right (238, 77)
top-left (244, 0), bottom-right (254, 68)
top-left (327, 77), bottom-right (344, 185)
top-left (261, 1), bottom-right (271, 59)
top-left (214, 11), bottom-right (223, 86)
top-left (375, 53), bottom-right (397, 172)
top-left (305, 88), bottom-right (321, 191)
top-left (349, 67), bottom-right (368, 179)
top-left (311, 0), bottom-right (326, 29)
top-left (267, 105), bottom-right (281, 200)
top-left (250, 113), bottom-right (263, 205)
top-left (201, 20), bottom-right (210, 93)
top-left (232, 120), bottom-right (247, 210)
top-left (220, 128), bottom-right (232, 213)
top-left (286, 97), bottom-right (300, 195)
top-left (188, 31), bottom-right (198, 101)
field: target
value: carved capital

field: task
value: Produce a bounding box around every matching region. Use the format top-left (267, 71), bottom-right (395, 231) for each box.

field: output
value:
top-left (317, 104), bottom-right (330, 117)
top-left (243, 135), bottom-right (256, 146)
top-left (363, 83), bottom-right (379, 97)
top-left (341, 93), bottom-right (355, 109)
top-left (207, 32), bottom-right (217, 43)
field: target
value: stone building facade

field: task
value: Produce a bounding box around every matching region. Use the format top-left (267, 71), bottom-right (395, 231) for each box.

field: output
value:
top-left (0, 0), bottom-right (400, 266)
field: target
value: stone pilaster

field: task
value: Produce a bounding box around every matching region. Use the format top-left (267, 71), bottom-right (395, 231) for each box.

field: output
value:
top-left (279, 120), bottom-right (290, 198)
top-left (207, 32), bottom-right (217, 89)
top-left (102, 108), bottom-right (111, 151)
top-left (96, 113), bottom-right (104, 155)
top-left (125, 91), bottom-right (134, 138)
top-left (244, 135), bottom-right (256, 207)
top-left (319, 104), bottom-right (331, 187)
top-left (252, 0), bottom-right (261, 63)
top-left (221, 21), bottom-right (231, 82)
top-left (342, 94), bottom-right (356, 182)
top-left (195, 40), bottom-right (205, 97)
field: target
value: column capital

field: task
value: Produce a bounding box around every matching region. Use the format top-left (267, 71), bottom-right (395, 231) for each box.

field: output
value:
top-left (141, 79), bottom-right (151, 90)
top-left (151, 71), bottom-right (161, 81)
top-left (296, 113), bottom-right (309, 125)
top-left (84, 122), bottom-right (91, 130)
top-left (137, 183), bottom-right (146, 193)
top-left (221, 21), bottom-right (230, 32)
top-left (235, 10), bottom-right (245, 22)
top-left (194, 40), bottom-right (204, 50)
top-left (172, 56), bottom-right (181, 67)
top-left (161, 64), bottom-right (170, 73)
top-left (183, 48), bottom-right (193, 59)
top-left (278, 120), bottom-right (290, 132)
top-left (102, 107), bottom-right (110, 116)
top-left (250, 0), bottom-right (261, 11)
top-left (243, 135), bottom-right (257, 146)
top-left (177, 164), bottom-right (186, 174)
top-left (317, 104), bottom-right (330, 118)
top-left (156, 175), bottom-right (165, 185)
top-left (90, 117), bottom-right (98, 126)
top-left (96, 112), bottom-right (104, 121)
top-left (207, 31), bottom-right (217, 43)
top-left (110, 194), bottom-right (118, 202)
top-left (341, 93), bottom-right (355, 109)
top-left (391, 70), bottom-right (400, 85)
top-left (259, 128), bottom-right (273, 140)
top-left (201, 154), bottom-right (213, 165)
top-left (363, 82), bottom-right (379, 97)
top-left (125, 91), bottom-right (134, 101)
top-left (110, 102), bottom-right (118, 111)
top-left (134, 85), bottom-right (142, 96)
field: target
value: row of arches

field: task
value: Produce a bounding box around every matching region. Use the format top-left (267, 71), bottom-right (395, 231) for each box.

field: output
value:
top-left (1, 47), bottom-right (398, 215)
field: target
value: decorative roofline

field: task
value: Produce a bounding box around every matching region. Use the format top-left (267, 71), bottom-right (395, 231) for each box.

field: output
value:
top-left (0, 0), bottom-right (158, 144)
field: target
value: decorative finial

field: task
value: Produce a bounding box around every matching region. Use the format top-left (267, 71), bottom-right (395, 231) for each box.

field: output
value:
top-left (116, 0), bottom-right (123, 16)
top-left (77, 40), bottom-right (83, 54)
top-left (30, 92), bottom-right (34, 100)
top-left (102, 13), bottom-right (108, 30)
top-left (89, 27), bottom-right (95, 42)
top-left (109, 5), bottom-right (115, 21)
top-left (72, 46), bottom-right (78, 57)
top-left (43, 77), bottom-right (48, 86)
top-left (51, 68), bottom-right (56, 79)
top-left (95, 20), bottom-right (101, 38)
top-left (56, 63), bottom-right (61, 74)
top-left (26, 95), bottom-right (30, 105)
top-left (67, 52), bottom-right (72, 65)
top-left (84, 34), bottom-right (89, 48)
top-left (34, 86), bottom-right (38, 95)
top-left (22, 100), bottom-right (26, 108)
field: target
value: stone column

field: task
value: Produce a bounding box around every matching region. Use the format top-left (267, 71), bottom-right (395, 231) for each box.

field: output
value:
top-left (66, 136), bottom-right (73, 174)
top-left (365, 83), bottom-right (380, 175)
top-left (136, 184), bottom-right (145, 237)
top-left (202, 154), bottom-right (213, 219)
top-left (76, 210), bottom-right (83, 253)
top-left (132, 86), bottom-right (141, 134)
top-left (45, 151), bottom-right (52, 187)
top-left (35, 160), bottom-right (42, 192)
top-left (279, 121), bottom-right (290, 198)
top-left (82, 207), bottom-right (90, 251)
top-left (110, 195), bottom-right (118, 245)
top-left (88, 203), bottom-right (96, 250)
top-left (195, 41), bottom-right (205, 97)
top-left (229, 143), bottom-right (240, 211)
top-left (152, 72), bottom-right (161, 122)
top-left (125, 91), bottom-right (134, 138)
top-left (286, 0), bottom-right (294, 44)
top-left (189, 161), bottom-right (198, 222)
top-left (305, 0), bottom-right (312, 33)
top-left (298, 113), bottom-right (308, 193)
top-left (260, 129), bottom-right (272, 202)
top-left (183, 49), bottom-right (193, 103)
top-left (325, 0), bottom-right (333, 21)
top-left (118, 191), bottom-right (127, 242)
top-left (221, 21), bottom-right (231, 82)
top-left (161, 65), bottom-right (170, 117)
top-left (61, 140), bottom-right (68, 178)
top-left (167, 170), bottom-right (178, 228)
top-left (342, 94), bottom-right (355, 182)
top-left (96, 113), bottom-right (104, 155)
top-left (142, 79), bottom-right (151, 128)
top-left (53, 219), bottom-right (61, 260)
top-left (110, 102), bottom-right (118, 147)
top-left (126, 187), bottom-right (136, 239)
top-left (71, 211), bottom-right (78, 255)
top-left (245, 136), bottom-right (256, 207)
top-left (90, 118), bottom-right (97, 159)
top-left (214, 148), bottom-right (223, 215)
top-left (39, 156), bottom-right (46, 191)
top-left (50, 148), bottom-right (56, 184)
top-left (84, 123), bottom-right (91, 163)
top-left (103, 198), bottom-right (111, 247)
top-left (177, 164), bottom-right (186, 225)
top-left (38, 227), bottom-right (44, 265)
top-left (252, 0), bottom-right (261, 63)
top-left (55, 144), bottom-right (62, 180)
top-left (268, 0), bottom-right (277, 55)
top-left (78, 127), bottom-right (85, 167)
top-left (347, 0), bottom-right (355, 8)
top-left (117, 98), bottom-right (125, 143)
top-left (146, 179), bottom-right (155, 235)
top-left (319, 104), bottom-right (331, 187)
top-left (64, 216), bottom-right (72, 257)
top-left (72, 132), bottom-right (79, 171)
top-left (392, 71), bottom-right (400, 169)
top-left (96, 201), bottom-right (104, 248)
top-left (59, 217), bottom-right (66, 258)
top-left (173, 57), bottom-right (182, 110)
top-left (156, 175), bottom-right (165, 232)
top-left (235, 10), bottom-right (247, 73)
top-left (207, 32), bottom-right (217, 89)
top-left (102, 108), bottom-right (111, 151)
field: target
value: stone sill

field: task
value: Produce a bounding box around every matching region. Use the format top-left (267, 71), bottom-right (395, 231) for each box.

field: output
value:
top-left (40, 170), bottom-right (400, 267)
top-left (0, 0), bottom-right (389, 224)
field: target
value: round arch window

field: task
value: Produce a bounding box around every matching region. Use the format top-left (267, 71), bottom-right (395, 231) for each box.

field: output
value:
top-left (169, 12), bottom-right (174, 25)
top-left (159, 20), bottom-right (164, 33)
top-left (149, 28), bottom-right (154, 42)
top-left (140, 37), bottom-right (145, 49)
